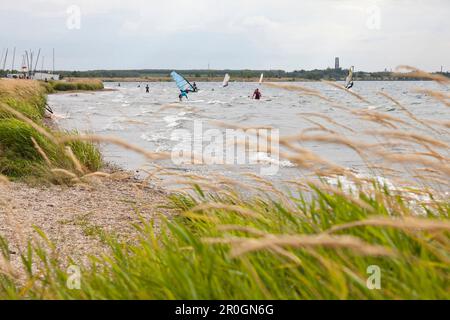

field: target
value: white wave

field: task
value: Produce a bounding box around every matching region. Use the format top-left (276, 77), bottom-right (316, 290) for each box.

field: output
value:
top-left (102, 121), bottom-right (124, 131)
top-left (155, 145), bottom-right (172, 153)
top-left (249, 152), bottom-right (295, 168)
top-left (163, 115), bottom-right (189, 128)
top-left (139, 106), bottom-right (154, 114)
top-left (187, 100), bottom-right (205, 103)
top-left (52, 113), bottom-right (71, 120)
top-left (325, 173), bottom-right (395, 193)
top-left (140, 132), bottom-right (170, 143)
top-left (323, 172), bottom-right (448, 214)
top-left (207, 100), bottom-right (227, 105)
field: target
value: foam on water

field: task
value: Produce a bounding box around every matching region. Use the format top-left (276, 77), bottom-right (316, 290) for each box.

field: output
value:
top-left (207, 100), bottom-right (228, 105)
top-left (163, 115), bottom-right (189, 128)
top-left (48, 81), bottom-right (448, 185)
top-left (249, 152), bottom-right (296, 168)
top-left (141, 132), bottom-right (171, 143)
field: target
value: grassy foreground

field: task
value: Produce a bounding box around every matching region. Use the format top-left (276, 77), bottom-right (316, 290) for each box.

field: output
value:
top-left (0, 73), bottom-right (448, 300)
top-left (0, 79), bottom-right (102, 180)
top-left (0, 183), bottom-right (448, 299)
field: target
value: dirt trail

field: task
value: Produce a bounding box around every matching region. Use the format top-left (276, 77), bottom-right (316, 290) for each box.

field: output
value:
top-left (0, 173), bottom-right (172, 275)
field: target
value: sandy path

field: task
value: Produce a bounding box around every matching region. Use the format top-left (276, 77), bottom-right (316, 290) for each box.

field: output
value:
top-left (0, 173), bottom-right (172, 276)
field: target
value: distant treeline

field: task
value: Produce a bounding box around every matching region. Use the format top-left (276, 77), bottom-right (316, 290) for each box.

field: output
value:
top-left (2, 68), bottom-right (449, 81)
top-left (57, 68), bottom-right (450, 81)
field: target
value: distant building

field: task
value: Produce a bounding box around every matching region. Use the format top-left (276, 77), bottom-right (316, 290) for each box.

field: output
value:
top-left (335, 57), bottom-right (340, 70)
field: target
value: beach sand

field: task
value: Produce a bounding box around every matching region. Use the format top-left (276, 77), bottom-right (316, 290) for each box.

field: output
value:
top-left (0, 172), bottom-right (172, 277)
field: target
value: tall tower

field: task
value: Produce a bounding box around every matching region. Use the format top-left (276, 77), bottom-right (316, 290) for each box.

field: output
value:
top-left (335, 57), bottom-right (340, 70)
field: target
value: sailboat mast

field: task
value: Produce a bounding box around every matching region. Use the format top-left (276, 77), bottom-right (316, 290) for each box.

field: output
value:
top-left (11, 47), bottom-right (16, 72)
top-left (25, 51), bottom-right (30, 77)
top-left (52, 48), bottom-right (55, 74)
top-left (29, 50), bottom-right (34, 77)
top-left (0, 49), bottom-right (4, 71)
top-left (34, 48), bottom-right (41, 73)
top-left (2, 48), bottom-right (8, 71)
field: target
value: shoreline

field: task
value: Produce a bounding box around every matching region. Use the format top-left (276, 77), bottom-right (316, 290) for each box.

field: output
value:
top-left (0, 80), bottom-right (173, 278)
top-left (0, 173), bottom-right (172, 277)
top-left (62, 76), bottom-right (439, 83)
top-left (50, 88), bottom-right (117, 94)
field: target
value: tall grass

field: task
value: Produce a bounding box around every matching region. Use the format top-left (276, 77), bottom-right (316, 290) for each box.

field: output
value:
top-left (0, 184), bottom-right (448, 300)
top-left (0, 80), bottom-right (46, 121)
top-left (0, 79), bottom-right (102, 180)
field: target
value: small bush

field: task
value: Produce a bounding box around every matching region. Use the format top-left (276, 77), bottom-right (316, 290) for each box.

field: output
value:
top-left (0, 119), bottom-right (102, 178)
top-left (51, 82), bottom-right (77, 91)
top-left (67, 137), bottom-right (103, 172)
top-left (49, 79), bottom-right (104, 92)
top-left (0, 80), bottom-right (47, 122)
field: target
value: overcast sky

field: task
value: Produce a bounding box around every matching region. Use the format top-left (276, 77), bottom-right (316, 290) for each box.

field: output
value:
top-left (0, 0), bottom-right (449, 71)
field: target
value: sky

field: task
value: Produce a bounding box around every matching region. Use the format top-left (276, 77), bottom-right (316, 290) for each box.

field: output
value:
top-left (0, 0), bottom-right (449, 72)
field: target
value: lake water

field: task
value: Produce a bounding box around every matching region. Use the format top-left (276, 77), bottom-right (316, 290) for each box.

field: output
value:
top-left (49, 81), bottom-right (449, 189)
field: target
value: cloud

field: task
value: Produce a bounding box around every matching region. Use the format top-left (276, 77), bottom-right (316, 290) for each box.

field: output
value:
top-left (0, 0), bottom-right (448, 71)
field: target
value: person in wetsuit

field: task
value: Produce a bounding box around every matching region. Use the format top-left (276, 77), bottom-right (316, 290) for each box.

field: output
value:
top-left (192, 82), bottom-right (198, 92)
top-left (252, 88), bottom-right (262, 100)
top-left (145, 84), bottom-right (150, 93)
top-left (345, 81), bottom-right (354, 90)
top-left (179, 90), bottom-right (188, 101)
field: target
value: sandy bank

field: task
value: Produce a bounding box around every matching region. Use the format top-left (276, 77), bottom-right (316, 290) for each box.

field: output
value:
top-left (0, 173), bottom-right (172, 275)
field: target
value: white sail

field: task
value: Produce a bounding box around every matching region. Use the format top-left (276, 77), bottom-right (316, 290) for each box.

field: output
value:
top-left (223, 73), bottom-right (230, 87)
top-left (345, 66), bottom-right (354, 88)
top-left (259, 73), bottom-right (264, 85)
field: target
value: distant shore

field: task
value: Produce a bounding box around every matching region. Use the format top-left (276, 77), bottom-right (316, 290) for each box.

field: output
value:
top-left (68, 76), bottom-right (304, 83)
top-left (56, 68), bottom-right (449, 83)
top-left (63, 76), bottom-right (445, 83)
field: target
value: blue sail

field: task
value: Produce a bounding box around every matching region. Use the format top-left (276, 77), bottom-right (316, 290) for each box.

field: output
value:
top-left (170, 71), bottom-right (194, 92)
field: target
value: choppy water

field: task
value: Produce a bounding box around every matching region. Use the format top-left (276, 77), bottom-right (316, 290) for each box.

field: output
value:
top-left (49, 81), bottom-right (449, 187)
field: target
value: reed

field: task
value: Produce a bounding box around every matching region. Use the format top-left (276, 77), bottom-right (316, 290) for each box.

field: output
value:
top-left (0, 80), bottom-right (102, 180)
top-left (1, 177), bottom-right (448, 299)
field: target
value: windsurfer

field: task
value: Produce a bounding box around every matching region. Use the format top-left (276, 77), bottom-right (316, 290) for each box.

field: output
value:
top-left (146, 85), bottom-right (150, 93)
top-left (345, 66), bottom-right (354, 90)
top-left (252, 88), bottom-right (262, 100)
top-left (346, 81), bottom-right (354, 89)
top-left (179, 90), bottom-right (188, 101)
top-left (170, 71), bottom-right (195, 100)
